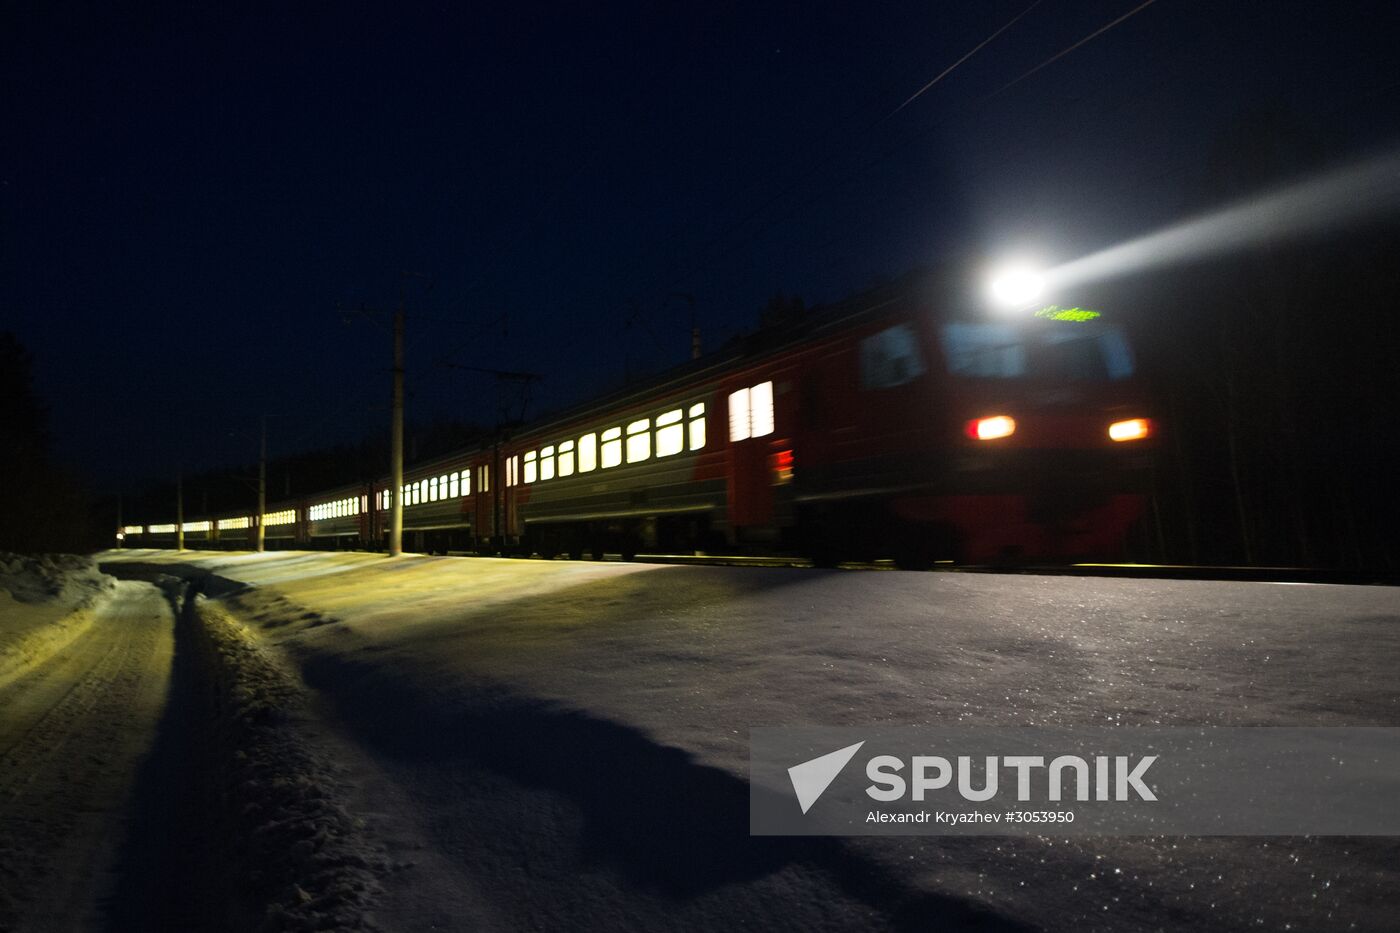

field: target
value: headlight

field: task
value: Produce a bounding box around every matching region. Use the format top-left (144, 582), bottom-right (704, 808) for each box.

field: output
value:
top-left (1108, 418), bottom-right (1152, 442)
top-left (966, 415), bottom-right (1017, 440)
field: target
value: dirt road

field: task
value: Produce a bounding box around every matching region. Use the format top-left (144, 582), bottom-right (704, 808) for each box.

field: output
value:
top-left (0, 581), bottom-right (173, 933)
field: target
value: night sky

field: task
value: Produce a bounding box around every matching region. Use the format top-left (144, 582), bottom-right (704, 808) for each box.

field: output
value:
top-left (4, 1), bottom-right (1398, 490)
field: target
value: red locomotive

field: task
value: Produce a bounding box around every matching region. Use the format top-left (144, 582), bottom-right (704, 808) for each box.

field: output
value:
top-left (130, 273), bottom-right (1155, 566)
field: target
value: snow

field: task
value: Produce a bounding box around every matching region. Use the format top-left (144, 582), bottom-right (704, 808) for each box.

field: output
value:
top-left (0, 552), bottom-right (115, 685)
top-left (98, 549), bottom-right (1400, 931)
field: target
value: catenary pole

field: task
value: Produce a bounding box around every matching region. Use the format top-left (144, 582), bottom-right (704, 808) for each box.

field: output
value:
top-left (389, 304), bottom-right (405, 556)
top-left (176, 469), bottom-right (184, 551)
top-left (257, 415), bottom-right (267, 552)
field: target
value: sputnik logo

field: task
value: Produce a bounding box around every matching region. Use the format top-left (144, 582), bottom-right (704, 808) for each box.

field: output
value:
top-left (788, 741), bottom-right (865, 814)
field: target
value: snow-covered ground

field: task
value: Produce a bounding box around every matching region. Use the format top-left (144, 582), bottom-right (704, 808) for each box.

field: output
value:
top-left (98, 549), bottom-right (1400, 932)
top-left (0, 556), bottom-right (169, 932)
top-left (0, 553), bottom-right (115, 686)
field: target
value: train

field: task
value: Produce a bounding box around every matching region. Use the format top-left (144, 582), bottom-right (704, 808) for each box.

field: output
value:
top-left (120, 271), bottom-right (1157, 567)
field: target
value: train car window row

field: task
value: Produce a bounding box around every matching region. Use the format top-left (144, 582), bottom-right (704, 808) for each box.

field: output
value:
top-left (181, 521), bottom-right (211, 533)
top-left (148, 523), bottom-right (177, 534)
top-left (515, 402), bottom-right (707, 486)
top-left (378, 469), bottom-right (474, 511)
top-left (311, 496), bottom-right (364, 521)
top-left (217, 516), bottom-right (250, 530)
top-left (263, 509), bottom-right (296, 526)
top-left (123, 525), bottom-right (144, 535)
top-left (728, 382), bottom-right (773, 442)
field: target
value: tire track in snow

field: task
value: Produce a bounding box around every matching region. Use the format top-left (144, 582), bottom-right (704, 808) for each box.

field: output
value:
top-left (0, 580), bottom-right (173, 932)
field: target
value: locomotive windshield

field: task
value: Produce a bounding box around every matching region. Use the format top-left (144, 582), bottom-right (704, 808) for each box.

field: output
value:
top-left (939, 321), bottom-right (1135, 381)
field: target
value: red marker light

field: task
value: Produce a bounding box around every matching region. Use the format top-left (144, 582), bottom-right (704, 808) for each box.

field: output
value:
top-left (966, 415), bottom-right (1016, 440)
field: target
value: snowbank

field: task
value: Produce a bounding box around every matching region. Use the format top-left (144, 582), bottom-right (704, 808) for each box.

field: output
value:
top-left (177, 582), bottom-right (390, 932)
top-left (0, 552), bottom-right (116, 683)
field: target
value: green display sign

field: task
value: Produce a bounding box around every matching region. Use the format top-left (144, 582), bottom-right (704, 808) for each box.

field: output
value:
top-left (1035, 306), bottom-right (1101, 322)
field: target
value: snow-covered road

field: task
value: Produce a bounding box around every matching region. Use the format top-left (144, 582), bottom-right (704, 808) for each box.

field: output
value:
top-left (0, 579), bottom-right (173, 932)
top-left (95, 550), bottom-right (1400, 932)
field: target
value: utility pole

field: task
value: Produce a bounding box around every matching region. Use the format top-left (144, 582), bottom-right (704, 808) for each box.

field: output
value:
top-left (176, 470), bottom-right (184, 551)
top-left (389, 303), bottom-right (405, 556)
top-left (116, 494), bottom-right (123, 549)
top-left (257, 415), bottom-right (267, 553)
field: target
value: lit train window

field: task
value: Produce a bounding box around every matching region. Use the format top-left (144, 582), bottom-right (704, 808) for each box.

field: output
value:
top-left (431, 477), bottom-right (440, 502)
top-left (626, 419), bottom-right (650, 463)
top-left (750, 382), bottom-right (774, 437)
top-left (418, 479), bottom-right (427, 504)
top-left (524, 450), bottom-right (538, 484)
top-left (540, 445), bottom-right (556, 481)
top-left (728, 382), bottom-right (773, 441)
top-left (578, 433), bottom-right (598, 472)
top-left (449, 473), bottom-right (459, 498)
top-left (729, 388), bottom-right (750, 441)
top-left (361, 495), bottom-right (367, 513)
top-left (688, 403), bottom-right (706, 450)
top-left (506, 456), bottom-right (518, 487)
top-left (480, 464), bottom-right (491, 492)
top-left (656, 409), bottom-right (683, 457)
top-left (439, 474), bottom-right (448, 497)
top-left (601, 428), bottom-right (622, 468)
top-left (558, 440), bottom-right (575, 477)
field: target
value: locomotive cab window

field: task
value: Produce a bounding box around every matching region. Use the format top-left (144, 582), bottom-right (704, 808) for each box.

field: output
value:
top-left (860, 324), bottom-right (927, 388)
top-left (941, 322), bottom-right (1135, 381)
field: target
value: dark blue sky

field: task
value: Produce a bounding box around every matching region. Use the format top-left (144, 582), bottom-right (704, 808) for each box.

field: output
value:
top-left (4, 1), bottom-right (1397, 488)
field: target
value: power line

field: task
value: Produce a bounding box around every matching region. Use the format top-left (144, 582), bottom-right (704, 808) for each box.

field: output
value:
top-left (982, 0), bottom-right (1161, 103)
top-left (887, 0), bottom-right (1044, 119)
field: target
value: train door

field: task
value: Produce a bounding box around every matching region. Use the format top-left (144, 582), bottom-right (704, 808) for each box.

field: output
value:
top-left (726, 378), bottom-right (778, 536)
top-left (473, 463), bottom-right (493, 550)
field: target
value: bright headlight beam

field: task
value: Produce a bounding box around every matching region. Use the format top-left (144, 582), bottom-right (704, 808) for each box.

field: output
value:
top-left (1042, 148), bottom-right (1400, 292)
top-left (986, 264), bottom-right (1045, 309)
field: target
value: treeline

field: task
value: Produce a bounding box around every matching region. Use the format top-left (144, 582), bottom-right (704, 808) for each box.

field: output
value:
top-left (0, 333), bottom-right (91, 553)
top-left (1093, 220), bottom-right (1400, 568)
